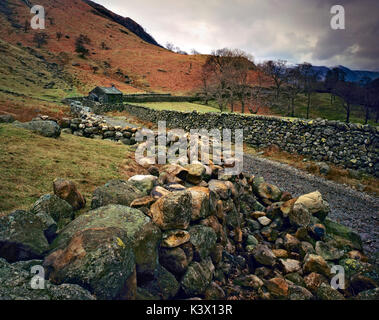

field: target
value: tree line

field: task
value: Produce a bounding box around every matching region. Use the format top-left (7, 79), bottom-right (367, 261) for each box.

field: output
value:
top-left (199, 48), bottom-right (379, 124)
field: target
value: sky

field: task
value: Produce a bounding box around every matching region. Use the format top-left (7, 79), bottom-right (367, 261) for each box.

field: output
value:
top-left (93, 0), bottom-right (379, 71)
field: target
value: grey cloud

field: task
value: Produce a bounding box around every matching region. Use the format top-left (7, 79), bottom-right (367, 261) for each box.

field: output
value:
top-left (93, 0), bottom-right (379, 70)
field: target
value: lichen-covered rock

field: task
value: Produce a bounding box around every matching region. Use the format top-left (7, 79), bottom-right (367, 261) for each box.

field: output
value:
top-left (264, 277), bottom-right (289, 299)
top-left (288, 284), bottom-right (313, 300)
top-left (303, 254), bottom-right (331, 278)
top-left (279, 259), bottom-right (301, 274)
top-left (15, 120), bottom-right (61, 138)
top-left (53, 178), bottom-right (86, 211)
top-left (205, 282), bottom-right (226, 300)
top-left (184, 163), bottom-right (206, 184)
top-left (159, 247), bottom-right (189, 276)
top-left (149, 190), bottom-right (192, 230)
top-left (0, 258), bottom-right (94, 300)
top-left (294, 191), bottom-right (330, 221)
top-left (0, 114), bottom-right (15, 123)
top-left (208, 180), bottom-right (231, 200)
top-left (289, 202), bottom-right (311, 228)
top-left (44, 227), bottom-right (136, 300)
top-left (189, 225), bottom-right (217, 261)
top-left (128, 175), bottom-right (158, 194)
top-left (315, 241), bottom-right (344, 261)
top-left (138, 264), bottom-right (179, 300)
top-left (187, 186), bottom-right (211, 221)
top-left (161, 230), bottom-right (190, 248)
top-left (0, 210), bottom-right (49, 262)
top-left (181, 257), bottom-right (215, 297)
top-left (253, 177), bottom-right (282, 204)
top-left (49, 205), bottom-right (161, 278)
top-left (91, 180), bottom-right (146, 209)
top-left (316, 283), bottom-right (345, 300)
top-left (30, 194), bottom-right (74, 231)
top-left (323, 218), bottom-right (363, 251)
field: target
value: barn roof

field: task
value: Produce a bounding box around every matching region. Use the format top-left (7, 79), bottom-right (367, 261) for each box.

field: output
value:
top-left (92, 86), bottom-right (123, 95)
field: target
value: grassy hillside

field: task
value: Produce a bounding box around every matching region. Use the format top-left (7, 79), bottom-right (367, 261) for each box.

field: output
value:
top-left (0, 0), bottom-right (208, 95)
top-left (271, 92), bottom-right (375, 125)
top-left (0, 124), bottom-right (147, 213)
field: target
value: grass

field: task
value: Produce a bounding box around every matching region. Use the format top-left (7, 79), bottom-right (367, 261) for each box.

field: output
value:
top-left (0, 124), bottom-right (147, 213)
top-left (271, 92), bottom-right (376, 126)
top-left (128, 101), bottom-right (221, 113)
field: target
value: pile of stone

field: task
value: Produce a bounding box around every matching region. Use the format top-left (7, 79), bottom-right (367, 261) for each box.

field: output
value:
top-left (0, 160), bottom-right (377, 300)
top-left (63, 113), bottom-right (138, 145)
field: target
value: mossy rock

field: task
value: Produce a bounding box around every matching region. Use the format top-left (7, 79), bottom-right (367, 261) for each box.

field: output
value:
top-left (323, 218), bottom-right (363, 251)
top-left (50, 205), bottom-right (161, 278)
top-left (0, 210), bottom-right (49, 262)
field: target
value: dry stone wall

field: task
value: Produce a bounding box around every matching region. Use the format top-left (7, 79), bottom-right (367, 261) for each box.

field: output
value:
top-left (117, 103), bottom-right (379, 177)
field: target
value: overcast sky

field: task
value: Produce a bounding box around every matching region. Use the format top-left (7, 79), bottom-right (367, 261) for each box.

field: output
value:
top-left (93, 0), bottom-right (379, 71)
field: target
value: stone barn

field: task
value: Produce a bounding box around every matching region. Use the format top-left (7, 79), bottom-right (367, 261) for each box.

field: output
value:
top-left (89, 85), bottom-right (123, 104)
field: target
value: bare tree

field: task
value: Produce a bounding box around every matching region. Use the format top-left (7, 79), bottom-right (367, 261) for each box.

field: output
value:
top-left (165, 42), bottom-right (175, 51)
top-left (262, 59), bottom-right (287, 100)
top-left (56, 32), bottom-right (63, 41)
top-left (282, 66), bottom-right (303, 116)
top-left (33, 32), bottom-right (48, 48)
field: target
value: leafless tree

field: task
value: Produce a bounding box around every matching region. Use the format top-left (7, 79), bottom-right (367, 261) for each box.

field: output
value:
top-left (56, 32), bottom-right (63, 41)
top-left (33, 32), bottom-right (48, 48)
top-left (261, 59), bottom-right (287, 100)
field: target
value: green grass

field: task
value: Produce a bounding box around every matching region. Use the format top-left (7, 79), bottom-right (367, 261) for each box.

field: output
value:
top-left (0, 124), bottom-right (135, 213)
top-left (128, 101), bottom-right (221, 113)
top-left (271, 92), bottom-right (376, 126)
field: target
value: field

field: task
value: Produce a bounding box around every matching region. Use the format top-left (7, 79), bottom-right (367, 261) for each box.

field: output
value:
top-left (0, 124), bottom-right (147, 213)
top-left (128, 101), bottom-right (221, 113)
top-left (271, 92), bottom-right (375, 125)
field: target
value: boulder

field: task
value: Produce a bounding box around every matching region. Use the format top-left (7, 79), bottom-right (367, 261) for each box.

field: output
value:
top-left (316, 283), bottom-right (345, 300)
top-left (253, 177), bottom-right (282, 203)
top-left (303, 254), bottom-right (331, 278)
top-left (323, 218), bottom-right (363, 251)
top-left (53, 178), bottom-right (86, 211)
top-left (138, 264), bottom-right (180, 300)
top-left (15, 120), bottom-right (61, 138)
top-left (0, 210), bottom-right (49, 262)
top-left (30, 194), bottom-right (74, 231)
top-left (149, 190), bottom-right (192, 231)
top-left (184, 163), bottom-right (206, 184)
top-left (294, 191), bottom-right (330, 221)
top-left (128, 175), bottom-right (158, 194)
top-left (189, 225), bottom-right (217, 261)
top-left (208, 180), bottom-right (231, 200)
top-left (0, 114), bottom-right (15, 123)
top-left (0, 258), bottom-right (94, 300)
top-left (187, 187), bottom-right (211, 221)
top-left (315, 241), bottom-right (344, 261)
top-left (159, 247), bottom-right (189, 276)
top-left (44, 227), bottom-right (136, 300)
top-left (49, 205), bottom-right (161, 278)
top-left (161, 230), bottom-right (190, 248)
top-left (91, 180), bottom-right (145, 209)
top-left (181, 258), bottom-right (215, 297)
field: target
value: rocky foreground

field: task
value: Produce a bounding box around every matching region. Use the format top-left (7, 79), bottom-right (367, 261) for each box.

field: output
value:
top-left (0, 156), bottom-right (378, 300)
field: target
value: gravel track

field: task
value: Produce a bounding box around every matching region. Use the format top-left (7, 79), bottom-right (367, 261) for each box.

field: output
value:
top-left (243, 154), bottom-right (379, 257)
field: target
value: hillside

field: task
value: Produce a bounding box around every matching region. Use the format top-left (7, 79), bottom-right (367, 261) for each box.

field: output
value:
top-left (0, 0), bottom-right (207, 102)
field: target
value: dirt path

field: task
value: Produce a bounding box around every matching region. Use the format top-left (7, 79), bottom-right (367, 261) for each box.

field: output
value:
top-left (243, 154), bottom-right (379, 258)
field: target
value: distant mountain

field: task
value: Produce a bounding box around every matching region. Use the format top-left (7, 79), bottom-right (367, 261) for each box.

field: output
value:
top-left (83, 0), bottom-right (162, 47)
top-left (311, 65), bottom-right (379, 84)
